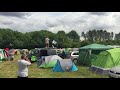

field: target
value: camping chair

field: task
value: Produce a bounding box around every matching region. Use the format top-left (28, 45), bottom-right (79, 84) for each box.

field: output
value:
top-left (36, 56), bottom-right (45, 66)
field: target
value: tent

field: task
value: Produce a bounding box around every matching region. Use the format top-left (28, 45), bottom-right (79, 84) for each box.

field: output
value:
top-left (65, 48), bottom-right (71, 52)
top-left (9, 49), bottom-right (17, 54)
top-left (53, 59), bottom-right (78, 72)
top-left (31, 55), bottom-right (37, 62)
top-left (0, 49), bottom-right (7, 62)
top-left (4, 48), bottom-right (9, 51)
top-left (37, 55), bottom-right (62, 68)
top-left (14, 49), bottom-right (21, 55)
top-left (78, 43), bottom-right (113, 66)
top-left (17, 50), bottom-right (21, 55)
top-left (21, 49), bottom-right (29, 54)
top-left (90, 48), bottom-right (120, 75)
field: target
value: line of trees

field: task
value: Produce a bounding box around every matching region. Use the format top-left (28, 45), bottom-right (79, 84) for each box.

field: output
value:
top-left (0, 28), bottom-right (120, 49)
top-left (0, 29), bottom-right (80, 49)
top-left (82, 29), bottom-right (114, 41)
top-left (81, 29), bottom-right (120, 46)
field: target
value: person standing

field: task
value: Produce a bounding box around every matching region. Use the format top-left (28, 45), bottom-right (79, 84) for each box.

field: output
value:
top-left (17, 54), bottom-right (31, 78)
top-left (45, 37), bottom-right (49, 48)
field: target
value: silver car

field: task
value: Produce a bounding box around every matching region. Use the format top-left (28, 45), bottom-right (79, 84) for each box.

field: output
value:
top-left (108, 66), bottom-right (120, 78)
top-left (70, 51), bottom-right (79, 64)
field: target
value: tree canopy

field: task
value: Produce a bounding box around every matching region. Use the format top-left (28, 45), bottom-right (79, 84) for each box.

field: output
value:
top-left (0, 29), bottom-right (80, 49)
top-left (0, 28), bottom-right (120, 49)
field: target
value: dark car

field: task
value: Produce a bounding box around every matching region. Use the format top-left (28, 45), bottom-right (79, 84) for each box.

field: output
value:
top-left (27, 48), bottom-right (57, 62)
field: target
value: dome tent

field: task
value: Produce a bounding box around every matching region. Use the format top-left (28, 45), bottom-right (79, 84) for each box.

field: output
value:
top-left (78, 43), bottom-right (113, 66)
top-left (53, 59), bottom-right (78, 72)
top-left (37, 55), bottom-right (62, 68)
top-left (90, 48), bottom-right (120, 75)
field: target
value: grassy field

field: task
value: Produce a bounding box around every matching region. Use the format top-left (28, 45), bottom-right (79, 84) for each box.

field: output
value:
top-left (0, 55), bottom-right (109, 78)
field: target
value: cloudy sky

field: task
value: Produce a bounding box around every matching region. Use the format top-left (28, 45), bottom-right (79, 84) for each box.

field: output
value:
top-left (0, 12), bottom-right (120, 36)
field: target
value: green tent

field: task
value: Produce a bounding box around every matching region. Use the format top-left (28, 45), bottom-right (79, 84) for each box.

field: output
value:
top-left (38, 55), bottom-right (63, 68)
top-left (65, 48), bottom-right (71, 52)
top-left (91, 48), bottom-right (120, 68)
top-left (90, 48), bottom-right (120, 75)
top-left (78, 43), bottom-right (113, 66)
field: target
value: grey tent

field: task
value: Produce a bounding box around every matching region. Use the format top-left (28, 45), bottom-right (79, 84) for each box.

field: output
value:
top-left (53, 59), bottom-right (78, 72)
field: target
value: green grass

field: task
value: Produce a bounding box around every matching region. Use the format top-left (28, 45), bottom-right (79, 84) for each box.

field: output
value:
top-left (0, 55), bottom-right (109, 78)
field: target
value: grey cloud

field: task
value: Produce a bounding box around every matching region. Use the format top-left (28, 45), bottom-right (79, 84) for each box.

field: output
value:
top-left (57, 15), bottom-right (87, 25)
top-left (46, 21), bottom-right (59, 28)
top-left (88, 23), bottom-right (113, 31)
top-left (45, 18), bottom-right (62, 28)
top-left (89, 12), bottom-right (107, 16)
top-left (46, 23), bottom-right (57, 28)
top-left (77, 19), bottom-right (86, 23)
top-left (112, 14), bottom-right (120, 24)
top-left (0, 12), bottom-right (119, 36)
top-left (1, 21), bottom-right (14, 25)
top-left (0, 12), bottom-right (30, 18)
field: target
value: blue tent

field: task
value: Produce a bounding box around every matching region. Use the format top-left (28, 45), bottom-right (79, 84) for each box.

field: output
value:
top-left (53, 59), bottom-right (78, 72)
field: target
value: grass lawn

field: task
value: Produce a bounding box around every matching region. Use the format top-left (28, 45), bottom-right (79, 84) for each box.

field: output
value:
top-left (0, 55), bottom-right (109, 78)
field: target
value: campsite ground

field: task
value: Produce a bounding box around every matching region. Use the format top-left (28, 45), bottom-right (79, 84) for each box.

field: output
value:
top-left (0, 55), bottom-right (109, 78)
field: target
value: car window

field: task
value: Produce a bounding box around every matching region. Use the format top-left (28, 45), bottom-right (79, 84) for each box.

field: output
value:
top-left (73, 52), bottom-right (79, 55)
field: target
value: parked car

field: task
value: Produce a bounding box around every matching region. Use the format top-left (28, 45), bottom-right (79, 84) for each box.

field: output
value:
top-left (27, 48), bottom-right (57, 62)
top-left (108, 66), bottom-right (120, 78)
top-left (70, 51), bottom-right (79, 64)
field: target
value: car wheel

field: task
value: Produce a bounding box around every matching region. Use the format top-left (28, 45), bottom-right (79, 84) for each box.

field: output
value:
top-left (73, 58), bottom-right (78, 64)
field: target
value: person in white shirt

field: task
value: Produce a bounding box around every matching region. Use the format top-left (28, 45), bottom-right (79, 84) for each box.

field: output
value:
top-left (17, 54), bottom-right (31, 78)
